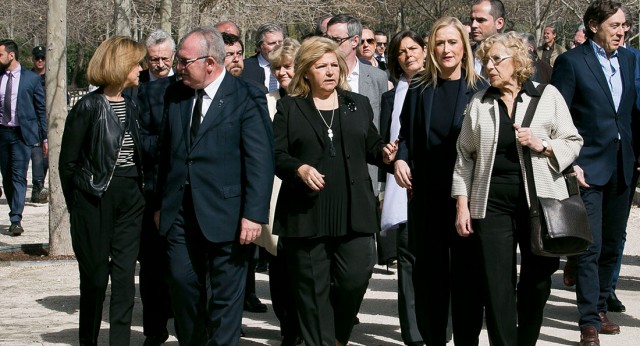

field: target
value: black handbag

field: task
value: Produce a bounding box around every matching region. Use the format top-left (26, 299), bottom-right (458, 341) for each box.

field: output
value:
top-left (521, 84), bottom-right (593, 257)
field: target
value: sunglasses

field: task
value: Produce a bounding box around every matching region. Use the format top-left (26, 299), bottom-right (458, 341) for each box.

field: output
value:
top-left (376, 42), bottom-right (386, 47)
top-left (363, 38), bottom-right (375, 45)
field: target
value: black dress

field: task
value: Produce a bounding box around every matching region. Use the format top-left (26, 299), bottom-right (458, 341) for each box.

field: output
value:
top-left (314, 108), bottom-right (350, 237)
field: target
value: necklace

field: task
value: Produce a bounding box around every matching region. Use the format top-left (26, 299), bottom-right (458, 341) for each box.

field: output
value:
top-left (315, 93), bottom-right (337, 157)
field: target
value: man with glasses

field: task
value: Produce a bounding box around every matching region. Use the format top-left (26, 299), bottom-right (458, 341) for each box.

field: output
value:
top-left (326, 14), bottom-right (389, 200)
top-left (133, 28), bottom-right (177, 346)
top-left (551, 1), bottom-right (640, 344)
top-left (373, 30), bottom-right (388, 70)
top-left (155, 26), bottom-right (273, 345)
top-left (243, 22), bottom-right (284, 92)
top-left (29, 46), bottom-right (48, 204)
top-left (357, 27), bottom-right (386, 70)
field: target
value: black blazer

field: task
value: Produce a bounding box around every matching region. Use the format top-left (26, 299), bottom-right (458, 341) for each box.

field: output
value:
top-left (273, 90), bottom-right (389, 237)
top-left (156, 73), bottom-right (274, 242)
top-left (551, 40), bottom-right (640, 186)
top-left (137, 75), bottom-right (176, 193)
top-left (243, 54), bottom-right (266, 90)
top-left (396, 73), bottom-right (488, 181)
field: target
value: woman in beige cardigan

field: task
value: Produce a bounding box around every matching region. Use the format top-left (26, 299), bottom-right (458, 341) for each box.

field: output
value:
top-left (451, 32), bottom-right (583, 346)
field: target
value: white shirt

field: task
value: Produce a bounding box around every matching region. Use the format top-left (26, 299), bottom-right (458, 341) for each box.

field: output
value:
top-left (347, 59), bottom-right (361, 93)
top-left (257, 53), bottom-right (277, 90)
top-left (192, 69), bottom-right (226, 125)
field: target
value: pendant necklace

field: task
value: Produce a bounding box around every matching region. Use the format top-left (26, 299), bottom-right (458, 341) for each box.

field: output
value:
top-left (315, 93), bottom-right (337, 157)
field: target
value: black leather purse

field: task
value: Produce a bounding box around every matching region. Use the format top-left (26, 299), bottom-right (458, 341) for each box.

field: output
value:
top-left (521, 84), bottom-right (593, 257)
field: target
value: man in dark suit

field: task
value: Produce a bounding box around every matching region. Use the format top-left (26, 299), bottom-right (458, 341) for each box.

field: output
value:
top-left (29, 45), bottom-right (48, 204)
top-left (243, 23), bottom-right (284, 92)
top-left (135, 29), bottom-right (177, 346)
top-left (0, 39), bottom-right (47, 236)
top-left (154, 26), bottom-right (273, 345)
top-left (551, 1), bottom-right (640, 345)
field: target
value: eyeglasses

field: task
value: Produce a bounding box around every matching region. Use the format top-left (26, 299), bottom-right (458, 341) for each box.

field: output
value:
top-left (362, 38), bottom-right (375, 45)
top-left (176, 56), bottom-right (209, 67)
top-left (376, 42), bottom-right (386, 47)
top-left (148, 57), bottom-right (173, 64)
top-left (325, 35), bottom-right (353, 45)
top-left (482, 55), bottom-right (512, 66)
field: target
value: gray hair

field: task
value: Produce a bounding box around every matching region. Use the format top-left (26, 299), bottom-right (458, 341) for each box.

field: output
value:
top-left (254, 23), bottom-right (284, 47)
top-left (520, 32), bottom-right (536, 49)
top-left (179, 26), bottom-right (226, 65)
top-left (145, 29), bottom-right (176, 52)
top-left (327, 14), bottom-right (363, 38)
top-left (544, 23), bottom-right (558, 35)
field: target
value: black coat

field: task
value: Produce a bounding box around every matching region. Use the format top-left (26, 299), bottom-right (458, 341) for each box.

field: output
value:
top-left (273, 90), bottom-right (389, 237)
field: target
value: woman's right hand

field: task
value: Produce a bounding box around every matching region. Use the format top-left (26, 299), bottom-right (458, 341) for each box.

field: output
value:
top-left (455, 196), bottom-right (474, 237)
top-left (298, 164), bottom-right (325, 191)
top-left (394, 160), bottom-right (412, 190)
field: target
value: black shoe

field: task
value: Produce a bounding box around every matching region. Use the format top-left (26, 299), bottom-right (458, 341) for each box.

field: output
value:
top-left (607, 292), bottom-right (626, 313)
top-left (142, 331), bottom-right (169, 346)
top-left (282, 335), bottom-right (304, 346)
top-left (9, 224), bottom-right (24, 236)
top-left (255, 259), bottom-right (269, 273)
top-left (244, 296), bottom-right (268, 313)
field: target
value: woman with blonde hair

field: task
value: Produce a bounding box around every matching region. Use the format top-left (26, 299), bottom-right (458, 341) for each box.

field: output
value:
top-left (273, 36), bottom-right (396, 346)
top-left (59, 36), bottom-right (146, 345)
top-left (452, 31), bottom-right (583, 345)
top-left (393, 16), bottom-right (488, 345)
top-left (258, 37), bottom-right (303, 346)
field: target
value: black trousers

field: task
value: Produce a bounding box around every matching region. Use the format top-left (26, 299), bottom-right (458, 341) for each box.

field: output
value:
top-left (396, 222), bottom-right (423, 344)
top-left (165, 189), bottom-right (250, 346)
top-left (70, 176), bottom-right (144, 346)
top-left (282, 234), bottom-right (375, 346)
top-left (269, 241), bottom-right (301, 340)
top-left (138, 193), bottom-right (172, 338)
top-left (474, 182), bottom-right (559, 346)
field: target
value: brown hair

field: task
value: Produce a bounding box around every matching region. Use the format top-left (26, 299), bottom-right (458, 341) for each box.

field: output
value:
top-left (86, 36), bottom-right (146, 88)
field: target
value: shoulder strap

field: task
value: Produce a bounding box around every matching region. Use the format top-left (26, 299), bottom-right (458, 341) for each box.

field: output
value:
top-left (522, 83), bottom-right (548, 213)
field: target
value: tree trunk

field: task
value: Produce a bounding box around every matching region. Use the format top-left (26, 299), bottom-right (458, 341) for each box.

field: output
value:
top-left (47, 0), bottom-right (73, 256)
top-left (160, 0), bottom-right (172, 35)
top-left (114, 0), bottom-right (132, 37)
top-left (178, 1), bottom-right (194, 38)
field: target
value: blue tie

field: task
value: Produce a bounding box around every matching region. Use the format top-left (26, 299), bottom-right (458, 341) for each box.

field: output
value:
top-left (268, 68), bottom-right (278, 92)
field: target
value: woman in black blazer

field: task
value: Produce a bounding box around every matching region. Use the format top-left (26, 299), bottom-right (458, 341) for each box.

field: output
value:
top-left (272, 36), bottom-right (396, 346)
top-left (394, 17), bottom-right (488, 346)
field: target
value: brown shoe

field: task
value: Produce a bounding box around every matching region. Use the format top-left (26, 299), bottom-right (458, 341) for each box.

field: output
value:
top-left (599, 312), bottom-right (620, 334)
top-left (580, 326), bottom-right (599, 346)
top-left (563, 258), bottom-right (577, 287)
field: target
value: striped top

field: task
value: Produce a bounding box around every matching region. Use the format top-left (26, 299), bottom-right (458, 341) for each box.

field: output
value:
top-left (451, 81), bottom-right (583, 219)
top-left (109, 100), bottom-right (136, 168)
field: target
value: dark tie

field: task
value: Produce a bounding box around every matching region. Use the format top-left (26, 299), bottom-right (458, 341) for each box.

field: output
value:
top-left (3, 72), bottom-right (12, 124)
top-left (190, 89), bottom-right (204, 145)
top-left (268, 69), bottom-right (278, 92)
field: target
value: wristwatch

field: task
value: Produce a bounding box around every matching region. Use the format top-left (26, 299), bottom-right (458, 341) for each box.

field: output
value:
top-left (540, 139), bottom-right (548, 153)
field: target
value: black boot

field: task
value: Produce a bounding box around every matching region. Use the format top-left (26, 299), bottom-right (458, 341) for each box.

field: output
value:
top-left (607, 291), bottom-right (626, 313)
top-left (31, 181), bottom-right (48, 203)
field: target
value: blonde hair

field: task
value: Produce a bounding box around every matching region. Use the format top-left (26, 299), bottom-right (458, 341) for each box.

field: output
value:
top-left (415, 17), bottom-right (480, 89)
top-left (476, 31), bottom-right (535, 85)
top-left (86, 36), bottom-right (146, 88)
top-left (269, 38), bottom-right (301, 72)
top-left (288, 36), bottom-right (350, 97)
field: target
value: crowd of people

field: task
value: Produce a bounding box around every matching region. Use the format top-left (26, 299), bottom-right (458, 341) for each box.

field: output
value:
top-left (0, 0), bottom-right (633, 345)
